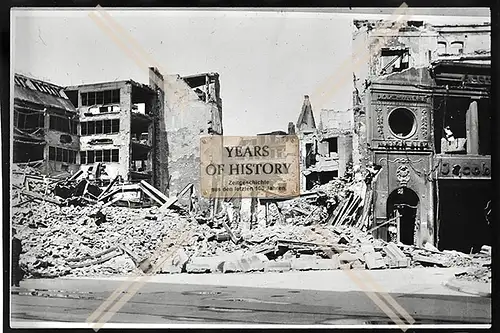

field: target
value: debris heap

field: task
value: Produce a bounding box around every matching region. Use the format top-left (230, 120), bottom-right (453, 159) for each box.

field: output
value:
top-left (10, 163), bottom-right (489, 279)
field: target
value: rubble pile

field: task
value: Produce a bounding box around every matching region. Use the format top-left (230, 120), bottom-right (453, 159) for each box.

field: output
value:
top-left (13, 203), bottom-right (192, 278)
top-left (11, 163), bottom-right (490, 279)
top-left (454, 245), bottom-right (491, 283)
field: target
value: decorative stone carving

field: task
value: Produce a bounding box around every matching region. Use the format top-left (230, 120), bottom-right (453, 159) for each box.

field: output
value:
top-left (375, 107), bottom-right (384, 137)
top-left (396, 164), bottom-right (411, 187)
top-left (421, 108), bottom-right (428, 138)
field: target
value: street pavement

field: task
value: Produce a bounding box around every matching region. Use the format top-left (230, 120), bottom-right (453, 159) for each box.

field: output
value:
top-left (10, 267), bottom-right (491, 327)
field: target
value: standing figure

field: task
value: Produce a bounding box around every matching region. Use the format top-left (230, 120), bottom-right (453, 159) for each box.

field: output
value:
top-left (12, 228), bottom-right (23, 287)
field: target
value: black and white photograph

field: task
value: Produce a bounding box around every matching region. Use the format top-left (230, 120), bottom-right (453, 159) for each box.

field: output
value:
top-left (8, 6), bottom-right (492, 329)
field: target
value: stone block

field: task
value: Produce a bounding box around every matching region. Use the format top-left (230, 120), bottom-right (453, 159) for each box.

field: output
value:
top-left (186, 256), bottom-right (224, 273)
top-left (160, 264), bottom-right (182, 274)
top-left (172, 248), bottom-right (189, 269)
top-left (314, 258), bottom-right (340, 270)
top-left (339, 251), bottom-right (357, 263)
top-left (222, 253), bottom-right (268, 273)
top-left (360, 243), bottom-right (375, 255)
top-left (222, 260), bottom-right (242, 273)
top-left (383, 243), bottom-right (409, 268)
top-left (265, 260), bottom-right (291, 272)
top-left (351, 259), bottom-right (366, 270)
top-left (340, 263), bottom-right (352, 270)
top-left (364, 252), bottom-right (386, 270)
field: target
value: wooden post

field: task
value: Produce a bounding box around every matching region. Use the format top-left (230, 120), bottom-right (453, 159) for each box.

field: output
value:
top-left (188, 185), bottom-right (193, 213)
top-left (396, 210), bottom-right (401, 243)
top-left (265, 202), bottom-right (269, 226)
top-left (466, 101), bottom-right (479, 155)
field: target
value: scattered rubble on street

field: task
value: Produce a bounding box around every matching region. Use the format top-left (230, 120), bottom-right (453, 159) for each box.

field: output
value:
top-left (11, 163), bottom-right (489, 279)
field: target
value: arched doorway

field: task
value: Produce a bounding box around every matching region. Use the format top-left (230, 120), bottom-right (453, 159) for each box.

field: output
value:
top-left (386, 187), bottom-right (420, 245)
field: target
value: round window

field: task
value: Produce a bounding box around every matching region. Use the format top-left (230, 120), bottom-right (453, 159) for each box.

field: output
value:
top-left (388, 108), bottom-right (417, 139)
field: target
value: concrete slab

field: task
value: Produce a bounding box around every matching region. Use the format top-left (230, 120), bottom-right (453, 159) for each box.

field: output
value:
top-left (444, 278), bottom-right (491, 297)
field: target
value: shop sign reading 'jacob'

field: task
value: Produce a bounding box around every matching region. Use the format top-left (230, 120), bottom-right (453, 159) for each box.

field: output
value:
top-left (200, 135), bottom-right (300, 198)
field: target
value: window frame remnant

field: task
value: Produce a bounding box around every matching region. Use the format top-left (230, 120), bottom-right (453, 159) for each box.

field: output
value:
top-left (80, 89), bottom-right (120, 106)
top-left (80, 149), bottom-right (120, 164)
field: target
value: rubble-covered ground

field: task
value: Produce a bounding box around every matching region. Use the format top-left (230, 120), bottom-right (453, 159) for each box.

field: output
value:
top-left (11, 164), bottom-right (491, 280)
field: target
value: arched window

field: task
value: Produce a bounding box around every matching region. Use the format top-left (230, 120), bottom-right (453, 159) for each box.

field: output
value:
top-left (437, 41), bottom-right (447, 55)
top-left (450, 41), bottom-right (464, 55)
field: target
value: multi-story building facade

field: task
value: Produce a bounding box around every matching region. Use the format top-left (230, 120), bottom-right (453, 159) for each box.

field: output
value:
top-left (353, 20), bottom-right (491, 252)
top-left (65, 80), bottom-right (163, 186)
top-left (296, 95), bottom-right (353, 191)
top-left (13, 74), bottom-right (79, 175)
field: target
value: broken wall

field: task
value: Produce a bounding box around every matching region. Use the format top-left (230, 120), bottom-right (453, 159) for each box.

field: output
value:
top-left (149, 69), bottom-right (222, 206)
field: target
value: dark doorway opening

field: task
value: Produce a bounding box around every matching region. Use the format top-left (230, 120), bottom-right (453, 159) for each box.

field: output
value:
top-left (437, 180), bottom-right (492, 253)
top-left (387, 187), bottom-right (419, 245)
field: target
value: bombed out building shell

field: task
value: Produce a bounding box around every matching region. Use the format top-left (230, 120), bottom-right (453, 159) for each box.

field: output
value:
top-left (353, 20), bottom-right (491, 253)
top-left (13, 69), bottom-right (223, 205)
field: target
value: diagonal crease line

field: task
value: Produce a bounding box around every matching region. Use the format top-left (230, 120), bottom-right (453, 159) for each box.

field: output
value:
top-left (86, 276), bottom-right (141, 325)
top-left (342, 269), bottom-right (409, 331)
top-left (307, 228), bottom-right (414, 330)
top-left (312, 7), bottom-right (411, 105)
top-left (311, 3), bottom-right (412, 108)
top-left (89, 228), bottom-right (195, 331)
top-left (94, 5), bottom-right (168, 78)
top-left (86, 4), bottom-right (415, 330)
top-left (94, 5), bottom-right (184, 102)
top-left (362, 276), bottom-right (416, 325)
top-left (88, 12), bottom-right (150, 74)
top-left (88, 9), bottom-right (168, 95)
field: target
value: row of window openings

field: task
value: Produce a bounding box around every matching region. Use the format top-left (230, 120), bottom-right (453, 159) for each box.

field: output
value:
top-left (80, 149), bottom-right (120, 164)
top-left (48, 147), bottom-right (78, 164)
top-left (81, 119), bottom-right (120, 135)
top-left (15, 113), bottom-right (119, 137)
top-left (81, 89), bottom-right (121, 106)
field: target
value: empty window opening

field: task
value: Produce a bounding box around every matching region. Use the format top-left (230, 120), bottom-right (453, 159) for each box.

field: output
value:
top-left (132, 85), bottom-right (154, 116)
top-left (65, 90), bottom-right (79, 107)
top-left (433, 96), bottom-right (490, 155)
top-left (326, 137), bottom-right (338, 155)
top-left (14, 110), bottom-right (44, 133)
top-left (60, 134), bottom-right (72, 144)
top-left (14, 142), bottom-right (44, 163)
top-left (49, 115), bottom-right (78, 135)
top-left (48, 146), bottom-right (77, 164)
top-left (388, 108), bottom-right (417, 139)
top-left (380, 48), bottom-right (410, 75)
top-left (437, 41), bottom-right (447, 55)
top-left (450, 41), bottom-right (464, 55)
top-left (305, 143), bottom-right (315, 168)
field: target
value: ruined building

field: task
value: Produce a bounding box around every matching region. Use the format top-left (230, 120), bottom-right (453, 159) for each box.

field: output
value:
top-left (13, 74), bottom-right (80, 174)
top-left (64, 80), bottom-right (162, 187)
top-left (148, 69), bottom-right (223, 205)
top-left (296, 95), bottom-right (353, 191)
top-left (13, 69), bottom-right (223, 206)
top-left (352, 20), bottom-right (491, 252)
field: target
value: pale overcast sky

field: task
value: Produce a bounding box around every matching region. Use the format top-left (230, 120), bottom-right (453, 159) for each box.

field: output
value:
top-left (12, 8), bottom-right (490, 136)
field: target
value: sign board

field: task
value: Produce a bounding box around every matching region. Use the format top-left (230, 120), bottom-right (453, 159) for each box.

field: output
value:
top-left (200, 135), bottom-right (300, 198)
top-left (436, 155), bottom-right (491, 179)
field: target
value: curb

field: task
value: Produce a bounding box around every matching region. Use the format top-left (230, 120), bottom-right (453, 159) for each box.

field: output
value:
top-left (11, 287), bottom-right (97, 299)
top-left (444, 278), bottom-right (491, 298)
